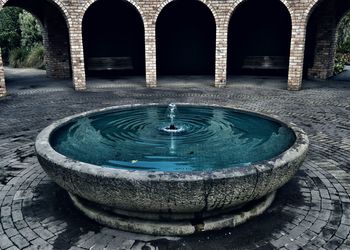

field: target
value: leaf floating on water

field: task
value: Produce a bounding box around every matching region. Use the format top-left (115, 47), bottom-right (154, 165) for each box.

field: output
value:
top-left (131, 160), bottom-right (138, 164)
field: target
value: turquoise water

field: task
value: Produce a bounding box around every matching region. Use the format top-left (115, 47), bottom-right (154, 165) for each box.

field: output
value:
top-left (51, 105), bottom-right (296, 172)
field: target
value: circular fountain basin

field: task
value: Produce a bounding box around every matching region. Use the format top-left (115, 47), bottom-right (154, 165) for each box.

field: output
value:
top-left (35, 104), bottom-right (309, 235)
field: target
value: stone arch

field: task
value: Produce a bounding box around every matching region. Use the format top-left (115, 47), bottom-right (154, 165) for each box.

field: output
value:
top-left (155, 0), bottom-right (218, 26)
top-left (1, 0), bottom-right (70, 28)
top-left (305, 0), bottom-right (323, 22)
top-left (227, 0), bottom-right (293, 27)
top-left (303, 0), bottom-right (350, 80)
top-left (303, 0), bottom-right (350, 23)
top-left (0, 0), bottom-right (72, 80)
top-left (81, 0), bottom-right (145, 25)
top-left (336, 10), bottom-right (350, 31)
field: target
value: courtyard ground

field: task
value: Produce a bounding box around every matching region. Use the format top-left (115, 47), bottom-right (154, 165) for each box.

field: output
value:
top-left (0, 68), bottom-right (349, 250)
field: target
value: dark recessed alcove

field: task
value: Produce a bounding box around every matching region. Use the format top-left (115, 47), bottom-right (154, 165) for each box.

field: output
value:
top-left (228, 0), bottom-right (291, 76)
top-left (83, 0), bottom-right (145, 77)
top-left (156, 0), bottom-right (216, 75)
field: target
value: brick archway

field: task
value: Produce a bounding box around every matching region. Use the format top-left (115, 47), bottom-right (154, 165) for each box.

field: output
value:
top-left (305, 0), bottom-right (323, 22)
top-left (155, 0), bottom-right (218, 25)
top-left (227, 0), bottom-right (292, 25)
top-left (81, 0), bottom-right (144, 24)
top-left (0, 0), bottom-right (72, 97)
top-left (304, 0), bottom-right (350, 80)
top-left (0, 0), bottom-right (70, 27)
top-left (1, 0), bottom-right (345, 95)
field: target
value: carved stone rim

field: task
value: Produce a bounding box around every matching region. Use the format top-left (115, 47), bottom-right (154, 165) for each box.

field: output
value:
top-left (35, 103), bottom-right (309, 182)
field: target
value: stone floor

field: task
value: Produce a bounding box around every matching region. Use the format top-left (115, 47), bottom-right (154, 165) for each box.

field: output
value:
top-left (332, 66), bottom-right (350, 82)
top-left (0, 69), bottom-right (349, 250)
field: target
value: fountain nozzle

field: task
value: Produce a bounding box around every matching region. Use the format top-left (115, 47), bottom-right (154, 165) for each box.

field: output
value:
top-left (161, 103), bottom-right (185, 133)
top-left (168, 124), bottom-right (177, 130)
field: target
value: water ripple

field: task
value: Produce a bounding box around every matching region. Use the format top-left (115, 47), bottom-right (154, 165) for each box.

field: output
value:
top-left (52, 105), bottom-right (296, 172)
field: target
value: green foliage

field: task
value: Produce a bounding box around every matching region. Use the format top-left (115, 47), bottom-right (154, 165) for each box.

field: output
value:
top-left (0, 8), bottom-right (44, 68)
top-left (19, 11), bottom-right (42, 50)
top-left (337, 12), bottom-right (350, 68)
top-left (337, 13), bottom-right (350, 53)
top-left (333, 54), bottom-right (347, 75)
top-left (0, 7), bottom-right (22, 62)
top-left (8, 45), bottom-right (45, 69)
top-left (9, 47), bottom-right (28, 68)
top-left (337, 40), bottom-right (350, 54)
top-left (342, 53), bottom-right (350, 64)
top-left (26, 45), bottom-right (45, 69)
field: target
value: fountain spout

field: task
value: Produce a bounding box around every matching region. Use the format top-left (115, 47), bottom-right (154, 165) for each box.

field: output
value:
top-left (167, 103), bottom-right (177, 130)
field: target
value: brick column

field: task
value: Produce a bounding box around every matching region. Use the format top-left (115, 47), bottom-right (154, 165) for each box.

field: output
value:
top-left (0, 48), bottom-right (6, 97)
top-left (287, 15), bottom-right (307, 91)
top-left (0, 5), bottom-right (6, 97)
top-left (42, 12), bottom-right (71, 79)
top-left (307, 1), bottom-right (337, 79)
top-left (144, 20), bottom-right (157, 88)
top-left (215, 22), bottom-right (228, 87)
top-left (68, 21), bottom-right (86, 90)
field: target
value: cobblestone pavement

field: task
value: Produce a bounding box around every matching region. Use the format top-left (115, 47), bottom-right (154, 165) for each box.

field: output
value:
top-left (0, 70), bottom-right (349, 249)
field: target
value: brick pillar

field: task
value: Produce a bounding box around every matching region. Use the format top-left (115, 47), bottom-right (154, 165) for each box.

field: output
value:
top-left (287, 15), bottom-right (307, 91)
top-left (0, 48), bottom-right (6, 97)
top-left (0, 5), bottom-right (6, 97)
top-left (68, 21), bottom-right (86, 90)
top-left (215, 22), bottom-right (228, 87)
top-left (42, 13), bottom-right (71, 79)
top-left (144, 20), bottom-right (157, 88)
top-left (307, 1), bottom-right (337, 79)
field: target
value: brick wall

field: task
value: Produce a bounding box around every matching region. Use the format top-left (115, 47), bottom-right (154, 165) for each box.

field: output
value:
top-left (1, 0), bottom-right (350, 97)
top-left (0, 7), bottom-right (7, 96)
top-left (0, 47), bottom-right (5, 97)
top-left (306, 0), bottom-right (338, 79)
top-left (42, 5), bottom-right (71, 79)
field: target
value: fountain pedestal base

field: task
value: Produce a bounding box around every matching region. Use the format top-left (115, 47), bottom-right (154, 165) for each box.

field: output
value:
top-left (69, 191), bottom-right (276, 236)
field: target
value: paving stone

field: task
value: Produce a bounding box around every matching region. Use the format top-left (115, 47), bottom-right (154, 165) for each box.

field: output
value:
top-left (90, 234), bottom-right (114, 250)
top-left (10, 234), bottom-right (30, 249)
top-left (33, 228), bottom-right (54, 240)
top-left (1, 206), bottom-right (11, 217)
top-left (310, 220), bottom-right (327, 233)
top-left (30, 237), bottom-right (53, 249)
top-left (5, 228), bottom-right (19, 238)
top-left (0, 233), bottom-right (14, 249)
top-left (23, 246), bottom-right (42, 250)
top-left (19, 227), bottom-right (38, 241)
top-left (337, 245), bottom-right (350, 250)
top-left (14, 220), bottom-right (27, 230)
top-left (323, 236), bottom-right (343, 250)
top-left (105, 238), bottom-right (128, 250)
top-left (0, 72), bottom-right (349, 249)
top-left (12, 210), bottom-right (24, 222)
top-left (2, 216), bottom-right (15, 229)
top-left (7, 246), bottom-right (20, 250)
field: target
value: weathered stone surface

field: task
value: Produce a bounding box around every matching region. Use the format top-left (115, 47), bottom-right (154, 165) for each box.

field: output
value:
top-left (35, 104), bottom-right (308, 233)
top-left (0, 70), bottom-right (349, 248)
top-left (69, 191), bottom-right (276, 235)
